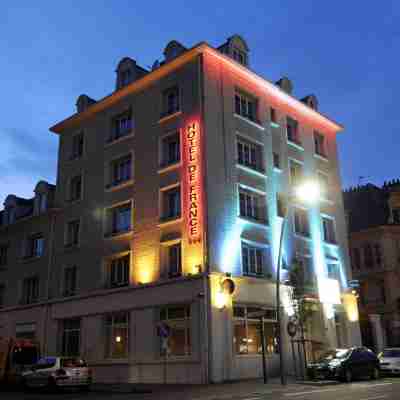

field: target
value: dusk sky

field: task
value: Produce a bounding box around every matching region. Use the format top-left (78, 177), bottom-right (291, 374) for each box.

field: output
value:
top-left (1, 1), bottom-right (399, 205)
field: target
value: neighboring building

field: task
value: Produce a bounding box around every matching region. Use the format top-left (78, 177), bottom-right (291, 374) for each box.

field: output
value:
top-left (0, 34), bottom-right (360, 384)
top-left (344, 180), bottom-right (400, 351)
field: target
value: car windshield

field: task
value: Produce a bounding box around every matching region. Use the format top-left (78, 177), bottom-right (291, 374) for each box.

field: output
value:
top-left (61, 358), bottom-right (87, 368)
top-left (381, 349), bottom-right (400, 358)
top-left (318, 349), bottom-right (350, 362)
top-left (34, 357), bottom-right (57, 369)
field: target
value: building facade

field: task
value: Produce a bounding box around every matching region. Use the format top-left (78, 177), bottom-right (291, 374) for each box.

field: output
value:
top-left (0, 35), bottom-right (360, 383)
top-left (344, 181), bottom-right (400, 351)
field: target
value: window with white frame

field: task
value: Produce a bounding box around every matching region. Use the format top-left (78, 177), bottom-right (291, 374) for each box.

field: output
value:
top-left (0, 245), bottom-right (8, 267)
top-left (105, 313), bottom-right (129, 359)
top-left (241, 242), bottom-right (265, 276)
top-left (25, 234), bottom-right (44, 258)
top-left (21, 276), bottom-right (39, 304)
top-left (63, 266), bottom-right (77, 297)
top-left (237, 137), bottom-right (263, 172)
top-left (61, 319), bottom-right (81, 356)
top-left (317, 171), bottom-right (330, 201)
top-left (322, 216), bottom-right (336, 244)
top-left (294, 208), bottom-right (310, 237)
top-left (106, 202), bottom-right (132, 236)
top-left (65, 219), bottom-right (80, 247)
top-left (109, 254), bottom-right (130, 287)
top-left (109, 154), bottom-right (132, 187)
top-left (235, 90), bottom-right (257, 121)
top-left (159, 305), bottom-right (191, 356)
top-left (161, 186), bottom-right (181, 221)
top-left (289, 160), bottom-right (303, 187)
top-left (162, 86), bottom-right (180, 117)
top-left (71, 132), bottom-right (84, 160)
top-left (239, 188), bottom-right (267, 223)
top-left (160, 131), bottom-right (180, 167)
top-left (110, 110), bottom-right (133, 142)
top-left (233, 305), bottom-right (278, 355)
top-left (69, 174), bottom-right (82, 202)
top-left (286, 117), bottom-right (300, 145)
top-left (314, 131), bottom-right (327, 157)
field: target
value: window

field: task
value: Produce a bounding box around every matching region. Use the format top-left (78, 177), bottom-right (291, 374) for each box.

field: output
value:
top-left (270, 108), bottom-right (278, 124)
top-left (294, 208), bottom-right (310, 237)
top-left (293, 257), bottom-right (316, 296)
top-left (327, 264), bottom-right (339, 280)
top-left (65, 219), bottom-right (80, 247)
top-left (233, 48), bottom-right (247, 65)
top-left (0, 245), bottom-right (8, 267)
top-left (239, 189), bottom-right (267, 223)
top-left (289, 160), bottom-right (303, 187)
top-left (161, 131), bottom-right (180, 167)
top-left (276, 194), bottom-right (286, 218)
top-left (375, 244), bottom-right (382, 266)
top-left (36, 193), bottom-right (47, 214)
top-left (106, 203), bottom-right (132, 236)
top-left (0, 285), bottom-right (4, 307)
top-left (392, 209), bottom-right (400, 224)
top-left (7, 207), bottom-right (16, 224)
top-left (286, 117), bottom-right (300, 145)
top-left (120, 69), bottom-right (132, 87)
top-left (26, 234), bottom-right (44, 258)
top-left (63, 266), bottom-right (77, 297)
top-left (242, 243), bottom-right (265, 276)
top-left (105, 313), bottom-right (129, 359)
top-left (233, 305), bottom-right (278, 355)
top-left (352, 248), bottom-right (361, 270)
top-left (167, 243), bottom-right (182, 278)
top-left (71, 132), bottom-right (84, 160)
top-left (161, 186), bottom-right (181, 220)
top-left (314, 131), bottom-right (327, 157)
top-left (69, 174), bottom-right (82, 202)
top-left (61, 319), bottom-right (81, 356)
top-left (109, 255), bottom-right (130, 287)
top-left (322, 217), bottom-right (336, 244)
top-left (237, 138), bottom-right (263, 172)
top-left (162, 86), bottom-right (180, 117)
top-left (160, 305), bottom-right (191, 356)
top-left (235, 91), bottom-right (257, 121)
top-left (364, 244), bottom-right (374, 268)
top-left (110, 111), bottom-right (133, 142)
top-left (317, 171), bottom-right (330, 201)
top-left (109, 155), bottom-right (132, 187)
top-left (21, 276), bottom-right (39, 304)
top-left (273, 152), bottom-right (280, 169)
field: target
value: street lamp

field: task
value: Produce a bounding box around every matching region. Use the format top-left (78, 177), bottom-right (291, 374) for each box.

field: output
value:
top-left (276, 180), bottom-right (320, 385)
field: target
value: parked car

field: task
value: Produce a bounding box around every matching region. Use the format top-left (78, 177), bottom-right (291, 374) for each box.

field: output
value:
top-left (378, 348), bottom-right (400, 375)
top-left (307, 347), bottom-right (380, 382)
top-left (22, 356), bottom-right (92, 390)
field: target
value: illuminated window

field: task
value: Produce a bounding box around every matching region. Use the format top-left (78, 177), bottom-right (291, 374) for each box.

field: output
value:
top-left (235, 90), bottom-right (257, 121)
top-left (159, 305), bottom-right (191, 356)
top-left (63, 266), bottom-right (77, 297)
top-left (109, 110), bottom-right (133, 142)
top-left (160, 131), bottom-right (180, 167)
top-left (242, 243), bottom-right (265, 276)
top-left (0, 245), bottom-right (8, 267)
top-left (109, 255), bottom-right (130, 287)
top-left (237, 137), bottom-right (264, 172)
top-left (21, 276), bottom-right (39, 304)
top-left (109, 154), bottom-right (132, 187)
top-left (65, 219), bottom-right (80, 247)
top-left (61, 319), bottom-right (81, 356)
top-left (233, 305), bottom-right (277, 355)
top-left (105, 202), bottom-right (132, 236)
top-left (289, 160), bottom-right (303, 187)
top-left (105, 313), bottom-right (129, 359)
top-left (69, 174), bottom-right (82, 202)
top-left (71, 131), bottom-right (84, 160)
top-left (294, 208), bottom-right (310, 237)
top-left (162, 86), bottom-right (180, 117)
top-left (239, 188), bottom-right (267, 223)
top-left (25, 234), bottom-right (44, 258)
top-left (322, 216), bottom-right (336, 244)
top-left (286, 117), bottom-right (301, 145)
top-left (161, 186), bottom-right (181, 221)
top-left (314, 131), bottom-right (327, 157)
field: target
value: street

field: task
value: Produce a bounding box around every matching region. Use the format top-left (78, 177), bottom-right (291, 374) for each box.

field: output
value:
top-left (1, 378), bottom-right (400, 400)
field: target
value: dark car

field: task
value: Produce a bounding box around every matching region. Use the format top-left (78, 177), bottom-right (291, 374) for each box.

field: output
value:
top-left (307, 347), bottom-right (380, 382)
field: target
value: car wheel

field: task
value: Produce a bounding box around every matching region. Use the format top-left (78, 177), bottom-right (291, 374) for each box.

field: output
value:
top-left (344, 368), bottom-right (353, 383)
top-left (371, 367), bottom-right (380, 380)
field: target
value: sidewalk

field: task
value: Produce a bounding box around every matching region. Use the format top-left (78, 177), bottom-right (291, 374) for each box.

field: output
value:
top-left (92, 377), bottom-right (339, 399)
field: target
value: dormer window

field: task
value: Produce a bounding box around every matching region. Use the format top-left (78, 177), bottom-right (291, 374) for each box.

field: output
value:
top-left (7, 208), bottom-right (16, 224)
top-left (161, 86), bottom-right (180, 117)
top-left (120, 69), bottom-right (132, 87)
top-left (37, 193), bottom-right (47, 214)
top-left (233, 48), bottom-right (247, 65)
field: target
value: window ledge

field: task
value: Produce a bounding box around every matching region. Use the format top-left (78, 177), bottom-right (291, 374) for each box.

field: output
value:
top-left (236, 163), bottom-right (267, 178)
top-left (270, 121), bottom-right (280, 129)
top-left (157, 217), bottom-right (183, 228)
top-left (105, 132), bottom-right (134, 147)
top-left (314, 153), bottom-right (329, 162)
top-left (238, 216), bottom-right (269, 229)
top-left (320, 197), bottom-right (334, 205)
top-left (158, 111), bottom-right (182, 124)
top-left (234, 113), bottom-right (265, 131)
top-left (294, 233), bottom-right (312, 242)
top-left (105, 179), bottom-right (134, 192)
top-left (104, 230), bottom-right (133, 240)
top-left (287, 140), bottom-right (304, 151)
top-left (273, 166), bottom-right (282, 173)
top-left (157, 162), bottom-right (182, 174)
top-left (323, 240), bottom-right (339, 248)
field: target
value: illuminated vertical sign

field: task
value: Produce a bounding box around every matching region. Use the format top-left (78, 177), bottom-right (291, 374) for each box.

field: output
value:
top-left (184, 121), bottom-right (203, 244)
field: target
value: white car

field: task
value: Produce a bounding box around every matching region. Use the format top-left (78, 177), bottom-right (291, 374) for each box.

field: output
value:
top-left (379, 348), bottom-right (400, 375)
top-left (23, 356), bottom-right (92, 390)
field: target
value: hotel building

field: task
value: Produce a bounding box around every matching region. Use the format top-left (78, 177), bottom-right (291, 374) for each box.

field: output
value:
top-left (0, 35), bottom-right (360, 383)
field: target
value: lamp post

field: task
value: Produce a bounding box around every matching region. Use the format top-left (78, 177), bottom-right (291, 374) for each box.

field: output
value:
top-left (275, 180), bottom-right (320, 385)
